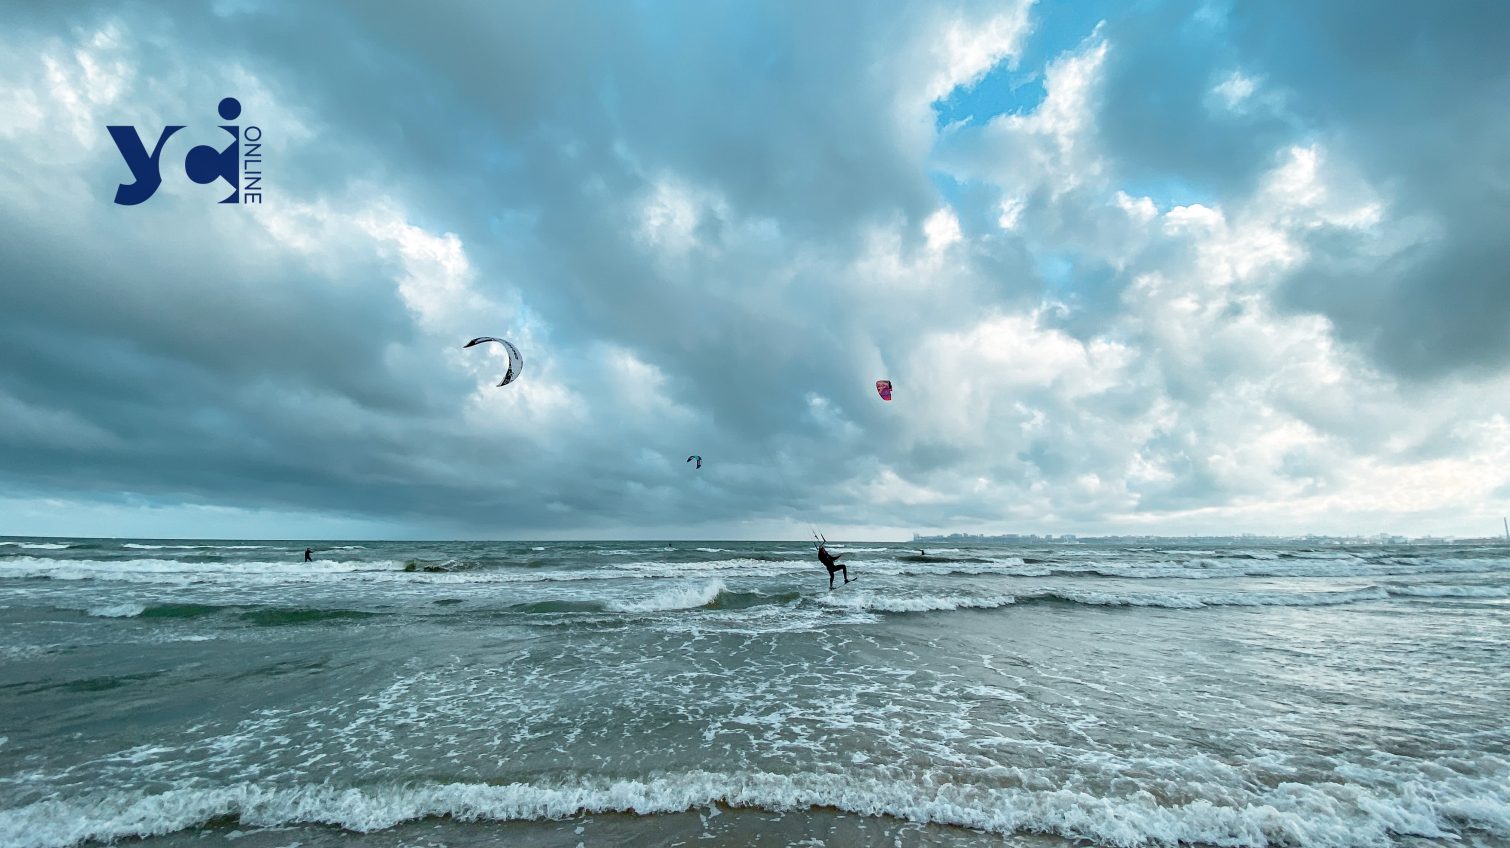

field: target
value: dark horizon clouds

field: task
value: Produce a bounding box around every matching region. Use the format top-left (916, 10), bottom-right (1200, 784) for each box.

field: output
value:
top-left (1, 0), bottom-right (1507, 540)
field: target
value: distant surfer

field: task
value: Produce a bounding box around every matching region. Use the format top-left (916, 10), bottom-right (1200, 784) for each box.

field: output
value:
top-left (304, 548), bottom-right (313, 562)
top-left (818, 544), bottom-right (849, 589)
top-left (918, 549), bottom-right (925, 557)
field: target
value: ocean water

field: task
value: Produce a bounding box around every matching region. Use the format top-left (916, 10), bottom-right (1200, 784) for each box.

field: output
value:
top-left (0, 538), bottom-right (1507, 847)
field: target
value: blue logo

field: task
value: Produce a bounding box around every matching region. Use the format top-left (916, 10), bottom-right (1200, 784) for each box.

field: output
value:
top-left (108, 97), bottom-right (263, 205)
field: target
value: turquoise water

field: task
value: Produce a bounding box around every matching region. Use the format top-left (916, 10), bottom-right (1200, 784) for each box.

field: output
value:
top-left (1, 538), bottom-right (1507, 846)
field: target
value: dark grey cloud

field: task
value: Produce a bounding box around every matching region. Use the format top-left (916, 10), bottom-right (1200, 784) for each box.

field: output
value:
top-left (1227, 2), bottom-right (1510, 379)
top-left (1093, 1), bottom-right (1299, 201)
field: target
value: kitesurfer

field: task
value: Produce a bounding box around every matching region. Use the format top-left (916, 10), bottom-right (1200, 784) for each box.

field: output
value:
top-left (818, 544), bottom-right (849, 589)
top-left (304, 548), bottom-right (313, 562)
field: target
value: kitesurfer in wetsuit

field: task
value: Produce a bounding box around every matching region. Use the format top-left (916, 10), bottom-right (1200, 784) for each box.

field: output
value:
top-left (304, 548), bottom-right (313, 562)
top-left (818, 544), bottom-right (849, 589)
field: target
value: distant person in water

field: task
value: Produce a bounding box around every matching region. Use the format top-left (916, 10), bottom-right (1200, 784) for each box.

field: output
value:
top-left (304, 548), bottom-right (313, 562)
top-left (818, 544), bottom-right (849, 589)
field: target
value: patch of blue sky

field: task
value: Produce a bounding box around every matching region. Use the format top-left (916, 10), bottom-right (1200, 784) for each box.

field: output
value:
top-left (932, 0), bottom-right (1122, 129)
top-left (933, 61), bottom-right (1045, 130)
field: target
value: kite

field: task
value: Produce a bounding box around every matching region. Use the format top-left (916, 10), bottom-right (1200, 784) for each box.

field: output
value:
top-left (463, 337), bottom-right (524, 387)
top-left (876, 379), bottom-right (893, 401)
top-left (687, 455), bottom-right (702, 469)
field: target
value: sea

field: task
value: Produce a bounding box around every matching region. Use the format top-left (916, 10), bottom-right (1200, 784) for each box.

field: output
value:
top-left (0, 537), bottom-right (1506, 847)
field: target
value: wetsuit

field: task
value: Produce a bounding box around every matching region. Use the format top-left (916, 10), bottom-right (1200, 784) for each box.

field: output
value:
top-left (818, 545), bottom-right (848, 589)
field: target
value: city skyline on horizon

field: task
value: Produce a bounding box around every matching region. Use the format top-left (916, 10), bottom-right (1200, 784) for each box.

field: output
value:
top-left (4, 523), bottom-right (1510, 545)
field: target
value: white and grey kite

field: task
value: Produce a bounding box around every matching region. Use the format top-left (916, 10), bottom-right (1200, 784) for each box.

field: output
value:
top-left (463, 337), bottom-right (524, 387)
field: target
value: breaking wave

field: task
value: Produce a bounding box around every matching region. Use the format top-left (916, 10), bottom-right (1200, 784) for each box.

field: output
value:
top-left (121, 544), bottom-right (270, 550)
top-left (817, 592), bottom-right (1018, 613)
top-left (1385, 583), bottom-right (1510, 599)
top-left (0, 557), bottom-right (406, 584)
top-left (85, 603), bottom-right (147, 618)
top-left (1033, 586), bottom-right (1390, 609)
top-left (75, 603), bottom-right (379, 625)
top-left (1, 765), bottom-right (1504, 848)
top-left (606, 580), bottom-right (728, 612)
top-left (811, 586), bottom-right (1396, 614)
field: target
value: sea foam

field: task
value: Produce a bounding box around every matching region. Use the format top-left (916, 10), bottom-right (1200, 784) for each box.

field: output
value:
top-left (817, 592), bottom-right (1018, 613)
top-left (606, 580), bottom-right (727, 612)
top-left (1, 766), bottom-right (1505, 848)
top-left (86, 603), bottom-right (147, 618)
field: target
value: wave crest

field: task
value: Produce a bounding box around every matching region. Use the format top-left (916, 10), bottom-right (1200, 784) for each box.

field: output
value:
top-left (1036, 586), bottom-right (1390, 609)
top-left (606, 580), bottom-right (727, 612)
top-left (1, 767), bottom-right (1504, 848)
top-left (817, 593), bottom-right (1017, 613)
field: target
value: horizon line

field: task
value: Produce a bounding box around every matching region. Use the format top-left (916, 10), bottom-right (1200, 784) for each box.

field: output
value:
top-left (4, 532), bottom-right (1508, 544)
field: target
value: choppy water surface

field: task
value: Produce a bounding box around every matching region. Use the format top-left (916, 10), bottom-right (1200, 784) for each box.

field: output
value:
top-left (1, 538), bottom-right (1507, 847)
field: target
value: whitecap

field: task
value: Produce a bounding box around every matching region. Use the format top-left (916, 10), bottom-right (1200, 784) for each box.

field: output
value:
top-left (606, 579), bottom-right (726, 612)
top-left (817, 592), bottom-right (1017, 613)
top-left (1039, 586), bottom-right (1389, 609)
top-left (86, 603), bottom-right (147, 618)
top-left (1386, 583), bottom-right (1510, 599)
top-left (2, 766), bottom-right (1505, 848)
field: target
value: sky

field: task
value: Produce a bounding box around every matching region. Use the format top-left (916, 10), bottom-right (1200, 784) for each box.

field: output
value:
top-left (1, 0), bottom-right (1508, 541)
